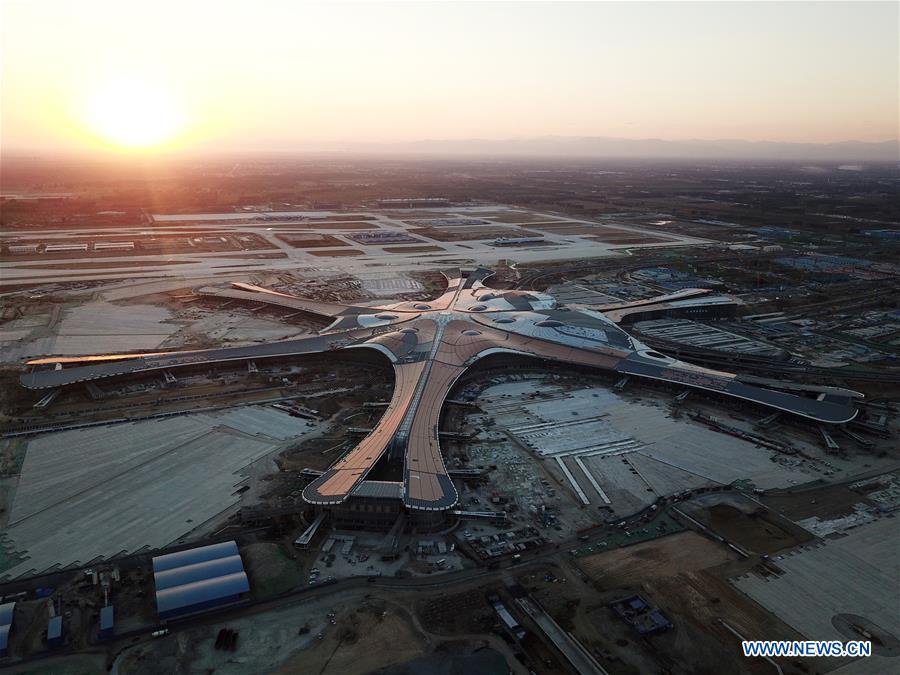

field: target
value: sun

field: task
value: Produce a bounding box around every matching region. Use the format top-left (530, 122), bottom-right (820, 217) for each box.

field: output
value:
top-left (83, 78), bottom-right (185, 150)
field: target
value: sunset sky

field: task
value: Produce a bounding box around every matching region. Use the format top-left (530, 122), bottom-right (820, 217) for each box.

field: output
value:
top-left (2, 1), bottom-right (897, 154)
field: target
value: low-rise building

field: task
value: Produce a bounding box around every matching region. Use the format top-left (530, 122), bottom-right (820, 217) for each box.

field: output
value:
top-left (93, 241), bottom-right (135, 251)
top-left (7, 244), bottom-right (40, 255)
top-left (152, 541), bottom-right (249, 621)
top-left (45, 243), bottom-right (88, 253)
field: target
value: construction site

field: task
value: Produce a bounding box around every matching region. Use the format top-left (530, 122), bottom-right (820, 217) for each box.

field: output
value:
top-left (1, 184), bottom-right (898, 674)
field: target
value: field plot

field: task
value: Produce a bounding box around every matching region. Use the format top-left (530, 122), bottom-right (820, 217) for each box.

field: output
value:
top-left (0, 301), bottom-right (178, 362)
top-left (0, 407), bottom-right (318, 580)
top-left (678, 493), bottom-right (812, 554)
top-left (578, 531), bottom-right (735, 583)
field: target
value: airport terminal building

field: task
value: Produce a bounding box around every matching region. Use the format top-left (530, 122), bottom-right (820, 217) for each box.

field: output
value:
top-left (18, 269), bottom-right (862, 529)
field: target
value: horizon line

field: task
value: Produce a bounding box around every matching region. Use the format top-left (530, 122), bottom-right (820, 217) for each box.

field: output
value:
top-left (2, 134), bottom-right (898, 163)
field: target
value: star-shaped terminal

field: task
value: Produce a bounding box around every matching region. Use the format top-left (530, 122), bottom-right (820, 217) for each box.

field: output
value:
top-left (20, 268), bottom-right (860, 512)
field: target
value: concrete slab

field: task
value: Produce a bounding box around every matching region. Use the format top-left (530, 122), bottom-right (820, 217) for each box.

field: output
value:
top-left (1, 302), bottom-right (179, 361)
top-left (57, 302), bottom-right (176, 336)
top-left (732, 517), bottom-right (900, 672)
top-left (581, 454), bottom-right (657, 513)
top-left (173, 312), bottom-right (308, 345)
top-left (0, 407), bottom-right (320, 580)
top-left (627, 452), bottom-right (717, 494)
top-left (478, 381), bottom-right (842, 519)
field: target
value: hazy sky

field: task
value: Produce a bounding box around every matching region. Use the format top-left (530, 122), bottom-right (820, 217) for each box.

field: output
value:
top-left (2, 1), bottom-right (897, 153)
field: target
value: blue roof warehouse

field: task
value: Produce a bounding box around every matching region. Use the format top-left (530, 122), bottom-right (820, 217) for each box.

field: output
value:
top-left (152, 541), bottom-right (249, 621)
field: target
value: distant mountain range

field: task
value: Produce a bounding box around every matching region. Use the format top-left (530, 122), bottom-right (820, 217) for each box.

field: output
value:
top-left (320, 136), bottom-right (899, 161)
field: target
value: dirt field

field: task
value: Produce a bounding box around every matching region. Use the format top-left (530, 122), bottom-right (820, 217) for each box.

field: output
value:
top-left (416, 586), bottom-right (496, 635)
top-left (274, 605), bottom-right (428, 675)
top-left (696, 503), bottom-right (811, 554)
top-left (577, 531), bottom-right (737, 584)
top-left (243, 541), bottom-right (305, 599)
top-left (762, 483), bottom-right (874, 521)
top-left (626, 571), bottom-right (807, 673)
top-left (566, 533), bottom-right (811, 674)
top-left (415, 583), bottom-right (564, 675)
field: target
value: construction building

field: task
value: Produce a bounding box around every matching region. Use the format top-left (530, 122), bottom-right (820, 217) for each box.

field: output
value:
top-left (7, 244), bottom-right (39, 255)
top-left (93, 241), bottom-right (135, 251)
top-left (0, 602), bottom-right (14, 658)
top-left (18, 269), bottom-right (862, 530)
top-left (45, 243), bottom-right (88, 253)
top-left (99, 606), bottom-right (114, 640)
top-left (152, 541), bottom-right (249, 621)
